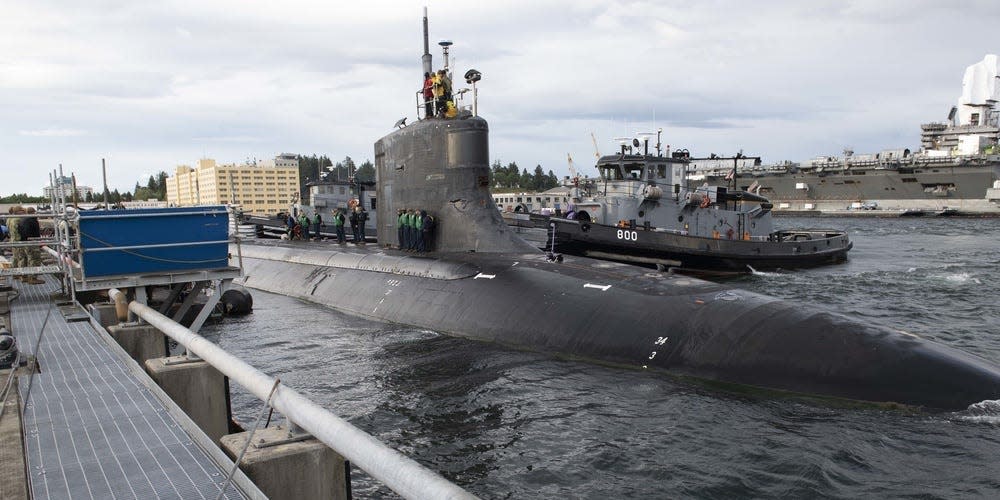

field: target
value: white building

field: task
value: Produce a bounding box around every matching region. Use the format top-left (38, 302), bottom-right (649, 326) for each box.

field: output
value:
top-left (493, 186), bottom-right (572, 214)
top-left (43, 176), bottom-right (94, 201)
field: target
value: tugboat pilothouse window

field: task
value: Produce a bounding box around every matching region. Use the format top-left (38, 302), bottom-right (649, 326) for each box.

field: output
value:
top-left (624, 163), bottom-right (644, 180)
top-left (599, 165), bottom-right (623, 180)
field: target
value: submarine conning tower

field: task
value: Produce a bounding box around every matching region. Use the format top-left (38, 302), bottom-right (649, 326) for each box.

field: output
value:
top-left (373, 16), bottom-right (538, 254)
top-left (375, 117), bottom-right (537, 253)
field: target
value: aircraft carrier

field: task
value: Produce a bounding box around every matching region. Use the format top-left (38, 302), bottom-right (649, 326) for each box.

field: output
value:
top-left (690, 55), bottom-right (1000, 215)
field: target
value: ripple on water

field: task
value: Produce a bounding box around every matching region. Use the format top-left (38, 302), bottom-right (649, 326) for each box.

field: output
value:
top-left (213, 217), bottom-right (1000, 498)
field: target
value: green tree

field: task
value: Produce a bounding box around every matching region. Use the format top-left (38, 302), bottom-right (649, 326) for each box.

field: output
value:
top-left (156, 171), bottom-right (168, 198)
top-left (355, 160), bottom-right (375, 183)
top-left (0, 193), bottom-right (47, 203)
top-left (546, 170), bottom-right (559, 190)
top-left (532, 165), bottom-right (546, 190)
top-left (520, 168), bottom-right (532, 190)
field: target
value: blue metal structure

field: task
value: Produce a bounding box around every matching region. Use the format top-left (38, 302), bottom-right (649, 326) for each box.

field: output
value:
top-left (77, 206), bottom-right (230, 277)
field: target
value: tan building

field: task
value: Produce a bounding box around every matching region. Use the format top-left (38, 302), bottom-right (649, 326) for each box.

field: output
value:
top-left (166, 155), bottom-right (300, 215)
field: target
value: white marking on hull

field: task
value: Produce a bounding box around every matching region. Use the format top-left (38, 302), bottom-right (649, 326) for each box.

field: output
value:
top-left (474, 273), bottom-right (496, 279)
top-left (584, 283), bottom-right (612, 291)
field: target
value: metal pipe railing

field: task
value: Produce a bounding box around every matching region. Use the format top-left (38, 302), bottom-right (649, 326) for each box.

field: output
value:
top-left (127, 300), bottom-right (477, 500)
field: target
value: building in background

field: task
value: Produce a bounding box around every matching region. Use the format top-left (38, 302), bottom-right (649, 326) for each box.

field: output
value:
top-left (122, 199), bottom-right (169, 209)
top-left (166, 154), bottom-right (300, 215)
top-left (43, 176), bottom-right (94, 202)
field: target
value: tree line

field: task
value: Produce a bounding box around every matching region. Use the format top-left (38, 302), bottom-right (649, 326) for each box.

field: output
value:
top-left (490, 161), bottom-right (560, 192)
top-left (2, 155), bottom-right (559, 204)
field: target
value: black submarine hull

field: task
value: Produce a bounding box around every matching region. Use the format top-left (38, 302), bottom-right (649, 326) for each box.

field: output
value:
top-left (237, 242), bottom-right (1000, 410)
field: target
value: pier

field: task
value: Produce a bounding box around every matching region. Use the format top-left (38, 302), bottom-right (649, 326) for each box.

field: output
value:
top-left (1, 198), bottom-right (476, 499)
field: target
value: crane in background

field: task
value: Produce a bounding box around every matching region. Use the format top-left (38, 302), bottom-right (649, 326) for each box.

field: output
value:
top-left (566, 153), bottom-right (578, 180)
top-left (590, 132), bottom-right (601, 160)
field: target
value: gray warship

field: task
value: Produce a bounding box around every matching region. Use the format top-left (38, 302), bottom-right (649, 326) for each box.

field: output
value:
top-left (233, 11), bottom-right (1000, 410)
top-left (521, 136), bottom-right (851, 272)
top-left (692, 54), bottom-right (1000, 214)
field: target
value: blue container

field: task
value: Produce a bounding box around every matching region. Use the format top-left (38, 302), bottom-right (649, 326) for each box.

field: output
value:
top-left (77, 206), bottom-right (230, 278)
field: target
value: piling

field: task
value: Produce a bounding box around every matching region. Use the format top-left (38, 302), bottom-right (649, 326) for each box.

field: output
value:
top-left (86, 302), bottom-right (119, 328)
top-left (221, 426), bottom-right (350, 500)
top-left (107, 323), bottom-right (165, 365)
top-left (145, 356), bottom-right (230, 443)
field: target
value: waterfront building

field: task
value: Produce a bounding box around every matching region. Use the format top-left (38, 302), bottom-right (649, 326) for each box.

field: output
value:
top-left (43, 175), bottom-right (94, 201)
top-left (493, 186), bottom-right (572, 214)
top-left (166, 155), bottom-right (300, 215)
top-left (121, 199), bottom-right (169, 209)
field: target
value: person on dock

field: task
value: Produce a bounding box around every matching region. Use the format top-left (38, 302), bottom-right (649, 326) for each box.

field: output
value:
top-left (349, 207), bottom-right (360, 244)
top-left (299, 213), bottom-right (311, 240)
top-left (312, 212), bottom-right (322, 240)
top-left (7, 206), bottom-right (23, 280)
top-left (17, 207), bottom-right (43, 285)
top-left (286, 213), bottom-right (296, 239)
top-left (333, 208), bottom-right (346, 244)
top-left (357, 208), bottom-right (368, 245)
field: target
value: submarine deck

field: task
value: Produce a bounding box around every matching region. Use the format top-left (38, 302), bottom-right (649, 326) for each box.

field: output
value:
top-left (3, 275), bottom-right (257, 499)
top-left (237, 238), bottom-right (729, 297)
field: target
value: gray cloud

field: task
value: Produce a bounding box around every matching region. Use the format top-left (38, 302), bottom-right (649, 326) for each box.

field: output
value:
top-left (2, 0), bottom-right (998, 195)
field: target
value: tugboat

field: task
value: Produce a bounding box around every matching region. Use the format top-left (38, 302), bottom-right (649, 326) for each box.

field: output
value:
top-left (538, 136), bottom-right (852, 272)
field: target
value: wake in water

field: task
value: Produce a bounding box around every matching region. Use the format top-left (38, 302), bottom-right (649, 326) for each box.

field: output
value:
top-left (746, 265), bottom-right (783, 277)
top-left (954, 400), bottom-right (1000, 425)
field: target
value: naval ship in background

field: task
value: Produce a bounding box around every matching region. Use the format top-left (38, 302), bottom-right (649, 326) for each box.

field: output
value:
top-left (691, 55), bottom-right (1000, 215)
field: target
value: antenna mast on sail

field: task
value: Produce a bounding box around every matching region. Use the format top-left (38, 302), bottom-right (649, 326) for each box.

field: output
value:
top-left (421, 7), bottom-right (432, 75)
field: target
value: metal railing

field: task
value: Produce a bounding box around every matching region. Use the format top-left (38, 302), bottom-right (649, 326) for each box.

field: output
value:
top-left (1, 211), bottom-right (74, 297)
top-left (127, 300), bottom-right (478, 500)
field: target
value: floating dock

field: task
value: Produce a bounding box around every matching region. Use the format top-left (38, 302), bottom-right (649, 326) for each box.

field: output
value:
top-left (1, 275), bottom-right (260, 499)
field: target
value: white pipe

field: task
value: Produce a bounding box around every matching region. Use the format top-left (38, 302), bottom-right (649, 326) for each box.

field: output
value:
top-left (41, 245), bottom-right (81, 269)
top-left (109, 288), bottom-right (129, 322)
top-left (128, 301), bottom-right (477, 500)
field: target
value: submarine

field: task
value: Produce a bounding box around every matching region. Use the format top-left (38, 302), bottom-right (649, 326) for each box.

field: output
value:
top-left (235, 11), bottom-right (1000, 411)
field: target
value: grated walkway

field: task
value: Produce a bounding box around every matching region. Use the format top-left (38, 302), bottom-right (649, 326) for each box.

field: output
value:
top-left (10, 276), bottom-right (250, 500)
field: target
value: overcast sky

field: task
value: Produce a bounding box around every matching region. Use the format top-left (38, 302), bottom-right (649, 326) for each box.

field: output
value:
top-left (2, 0), bottom-right (998, 196)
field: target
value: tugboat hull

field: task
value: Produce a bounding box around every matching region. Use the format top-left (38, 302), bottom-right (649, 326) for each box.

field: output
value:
top-left (544, 218), bottom-right (852, 271)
